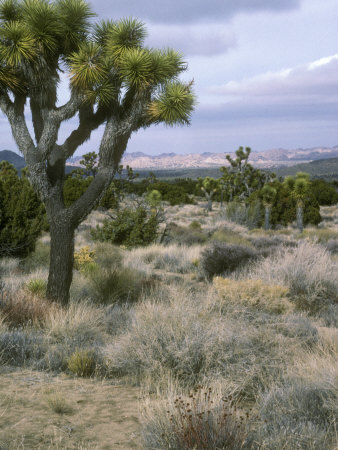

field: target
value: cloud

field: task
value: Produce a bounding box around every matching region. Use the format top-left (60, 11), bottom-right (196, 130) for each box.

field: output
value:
top-left (207, 54), bottom-right (338, 111)
top-left (93, 0), bottom-right (301, 24)
top-left (146, 25), bottom-right (237, 56)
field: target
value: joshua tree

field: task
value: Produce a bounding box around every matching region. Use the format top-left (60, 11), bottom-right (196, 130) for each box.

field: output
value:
top-left (79, 151), bottom-right (98, 177)
top-left (0, 0), bottom-right (195, 304)
top-left (220, 146), bottom-right (273, 200)
top-left (197, 176), bottom-right (219, 212)
top-left (283, 172), bottom-right (310, 233)
top-left (261, 184), bottom-right (277, 230)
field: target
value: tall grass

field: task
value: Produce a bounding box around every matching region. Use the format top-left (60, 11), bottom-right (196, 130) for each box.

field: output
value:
top-left (249, 241), bottom-right (338, 313)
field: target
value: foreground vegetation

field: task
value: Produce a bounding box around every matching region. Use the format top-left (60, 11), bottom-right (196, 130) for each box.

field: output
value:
top-left (0, 200), bottom-right (337, 448)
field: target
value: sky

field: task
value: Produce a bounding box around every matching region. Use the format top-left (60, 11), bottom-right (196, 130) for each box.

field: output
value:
top-left (2, 0), bottom-right (338, 155)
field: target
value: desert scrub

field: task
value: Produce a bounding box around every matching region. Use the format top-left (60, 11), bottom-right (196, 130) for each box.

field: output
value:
top-left (0, 290), bottom-right (55, 328)
top-left (123, 244), bottom-right (202, 275)
top-left (0, 329), bottom-right (45, 366)
top-left (74, 246), bottom-right (95, 271)
top-left (46, 392), bottom-right (73, 414)
top-left (250, 241), bottom-right (338, 314)
top-left (105, 287), bottom-right (236, 385)
top-left (256, 379), bottom-right (337, 449)
top-left (200, 242), bottom-right (258, 280)
top-left (211, 229), bottom-right (253, 247)
top-left (213, 278), bottom-right (293, 314)
top-left (26, 278), bottom-right (47, 296)
top-left (67, 348), bottom-right (99, 377)
top-left (85, 263), bottom-right (150, 304)
top-left (91, 206), bottom-right (159, 248)
top-left (22, 241), bottom-right (50, 272)
top-left (162, 222), bottom-right (208, 246)
top-left (45, 301), bottom-right (104, 347)
top-left (142, 386), bottom-right (248, 450)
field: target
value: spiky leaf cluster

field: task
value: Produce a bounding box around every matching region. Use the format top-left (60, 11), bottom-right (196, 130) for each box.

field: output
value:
top-left (0, 0), bottom-right (195, 136)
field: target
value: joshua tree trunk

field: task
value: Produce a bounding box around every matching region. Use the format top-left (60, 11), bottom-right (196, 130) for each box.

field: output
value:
top-left (205, 192), bottom-right (214, 211)
top-left (47, 222), bottom-right (75, 305)
top-left (296, 203), bottom-right (304, 233)
top-left (264, 205), bottom-right (271, 230)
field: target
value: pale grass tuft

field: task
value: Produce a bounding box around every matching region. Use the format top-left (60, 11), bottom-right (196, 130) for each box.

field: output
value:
top-left (46, 391), bottom-right (73, 414)
top-left (249, 240), bottom-right (338, 311)
top-left (213, 277), bottom-right (293, 314)
top-left (45, 301), bottom-right (104, 343)
top-left (124, 244), bottom-right (202, 274)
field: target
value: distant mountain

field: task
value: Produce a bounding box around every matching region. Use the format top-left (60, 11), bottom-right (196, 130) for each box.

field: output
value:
top-left (1, 147), bottom-right (338, 179)
top-left (0, 150), bottom-right (26, 171)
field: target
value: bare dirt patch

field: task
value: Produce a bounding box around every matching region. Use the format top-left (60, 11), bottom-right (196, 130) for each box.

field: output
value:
top-left (0, 368), bottom-right (141, 449)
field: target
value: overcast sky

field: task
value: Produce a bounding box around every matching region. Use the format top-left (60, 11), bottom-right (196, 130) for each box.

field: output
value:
top-left (2, 0), bottom-right (338, 155)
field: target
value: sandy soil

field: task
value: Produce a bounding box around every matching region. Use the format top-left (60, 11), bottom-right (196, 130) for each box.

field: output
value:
top-left (0, 368), bottom-right (141, 449)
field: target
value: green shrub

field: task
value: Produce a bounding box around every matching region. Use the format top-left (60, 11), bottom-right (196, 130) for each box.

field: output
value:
top-left (91, 207), bottom-right (159, 248)
top-left (67, 348), bottom-right (98, 377)
top-left (311, 179), bottom-right (338, 205)
top-left (189, 220), bottom-right (202, 230)
top-left (0, 162), bottom-right (45, 257)
top-left (63, 175), bottom-right (92, 207)
top-left (200, 242), bottom-right (258, 280)
top-left (86, 263), bottom-right (148, 305)
top-left (26, 278), bottom-right (47, 296)
top-left (269, 182), bottom-right (322, 227)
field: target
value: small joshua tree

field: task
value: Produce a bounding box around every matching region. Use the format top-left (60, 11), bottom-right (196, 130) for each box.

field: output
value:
top-left (261, 184), bottom-right (277, 230)
top-left (221, 146), bottom-right (274, 200)
top-left (283, 172), bottom-right (310, 233)
top-left (197, 176), bottom-right (219, 212)
top-left (0, 0), bottom-right (195, 304)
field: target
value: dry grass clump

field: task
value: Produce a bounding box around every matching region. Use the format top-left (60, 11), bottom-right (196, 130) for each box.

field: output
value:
top-left (303, 227), bottom-right (338, 243)
top-left (105, 290), bottom-right (219, 384)
top-left (124, 244), bottom-right (202, 275)
top-left (0, 289), bottom-right (57, 328)
top-left (162, 222), bottom-right (208, 246)
top-left (211, 229), bottom-right (252, 247)
top-left (45, 301), bottom-right (104, 345)
top-left (250, 241), bottom-right (338, 313)
top-left (0, 329), bottom-right (45, 365)
top-left (46, 392), bottom-right (73, 414)
top-left (142, 385), bottom-right (248, 450)
top-left (105, 284), bottom-right (293, 403)
top-left (257, 380), bottom-right (336, 449)
top-left (213, 277), bottom-right (293, 315)
top-left (67, 348), bottom-right (99, 377)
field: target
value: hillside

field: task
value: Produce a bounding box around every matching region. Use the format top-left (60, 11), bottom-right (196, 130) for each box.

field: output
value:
top-left (274, 157), bottom-right (338, 180)
top-left (0, 150), bottom-right (26, 171)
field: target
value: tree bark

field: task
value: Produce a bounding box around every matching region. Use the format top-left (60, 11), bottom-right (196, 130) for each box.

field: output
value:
top-left (264, 205), bottom-right (271, 230)
top-left (296, 205), bottom-right (303, 233)
top-left (47, 222), bottom-right (76, 305)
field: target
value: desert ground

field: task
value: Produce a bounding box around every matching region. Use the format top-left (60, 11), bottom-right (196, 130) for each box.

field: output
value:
top-left (0, 201), bottom-right (337, 449)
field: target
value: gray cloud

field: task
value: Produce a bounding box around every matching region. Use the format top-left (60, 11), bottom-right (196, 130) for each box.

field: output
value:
top-left (146, 25), bottom-right (237, 56)
top-left (93, 0), bottom-right (301, 24)
top-left (207, 55), bottom-right (338, 112)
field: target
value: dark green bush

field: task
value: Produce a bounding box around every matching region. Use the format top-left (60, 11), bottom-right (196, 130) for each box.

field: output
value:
top-left (91, 207), bottom-right (159, 248)
top-left (63, 175), bottom-right (92, 207)
top-left (200, 242), bottom-right (258, 280)
top-left (0, 162), bottom-right (45, 257)
top-left (311, 179), bottom-right (338, 206)
top-left (249, 181), bottom-right (322, 228)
